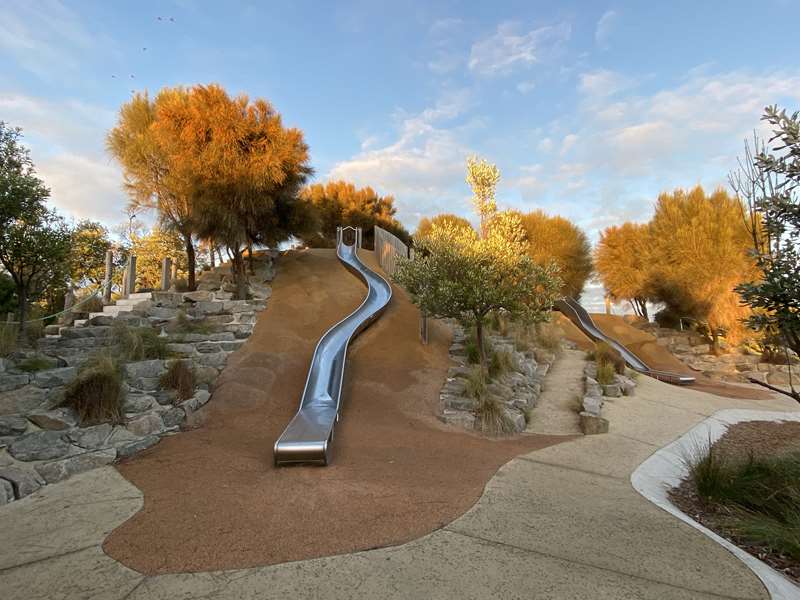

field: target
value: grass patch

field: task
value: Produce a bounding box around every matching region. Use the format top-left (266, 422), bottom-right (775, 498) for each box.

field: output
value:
top-left (488, 349), bottom-right (515, 379)
top-left (0, 323), bottom-right (17, 357)
top-left (464, 365), bottom-right (486, 399)
top-left (160, 360), bottom-right (196, 402)
top-left (596, 361), bottom-right (616, 385)
top-left (475, 395), bottom-right (516, 435)
top-left (62, 355), bottom-right (123, 425)
top-left (113, 321), bottom-right (171, 361)
top-left (465, 340), bottom-right (480, 365)
top-left (16, 356), bottom-right (53, 372)
top-left (594, 341), bottom-right (626, 375)
top-left (170, 311), bottom-right (212, 335)
top-left (686, 444), bottom-right (800, 562)
top-left (533, 322), bottom-right (563, 354)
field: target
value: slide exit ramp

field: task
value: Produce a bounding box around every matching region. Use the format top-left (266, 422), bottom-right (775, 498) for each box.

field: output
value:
top-left (556, 297), bottom-right (695, 386)
top-left (273, 227), bottom-right (393, 466)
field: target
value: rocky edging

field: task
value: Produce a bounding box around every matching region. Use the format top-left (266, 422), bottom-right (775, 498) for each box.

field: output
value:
top-left (579, 361), bottom-right (637, 435)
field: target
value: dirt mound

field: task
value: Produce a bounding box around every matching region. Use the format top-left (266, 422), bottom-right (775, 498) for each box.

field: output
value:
top-left (103, 248), bottom-right (572, 574)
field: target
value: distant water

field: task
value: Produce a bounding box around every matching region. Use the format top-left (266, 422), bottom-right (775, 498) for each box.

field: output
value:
top-left (578, 280), bottom-right (659, 321)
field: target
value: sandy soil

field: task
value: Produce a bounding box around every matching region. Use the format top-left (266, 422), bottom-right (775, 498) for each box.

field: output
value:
top-left (559, 312), bottom-right (773, 401)
top-left (103, 248), bottom-right (573, 575)
top-left (526, 348), bottom-right (583, 435)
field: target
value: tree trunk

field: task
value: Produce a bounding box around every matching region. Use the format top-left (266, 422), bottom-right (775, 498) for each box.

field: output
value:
top-left (711, 329), bottom-right (720, 355)
top-left (15, 284), bottom-right (28, 337)
top-left (247, 243), bottom-right (255, 275)
top-left (476, 318), bottom-right (486, 367)
top-left (209, 243), bottom-right (216, 269)
top-left (231, 251), bottom-right (248, 300)
top-left (184, 234), bottom-right (196, 291)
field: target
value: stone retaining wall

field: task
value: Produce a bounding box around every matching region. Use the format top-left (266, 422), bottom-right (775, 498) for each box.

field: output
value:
top-left (579, 361), bottom-right (637, 435)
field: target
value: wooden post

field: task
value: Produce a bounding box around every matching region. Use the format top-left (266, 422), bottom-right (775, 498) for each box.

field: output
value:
top-left (209, 245), bottom-right (216, 269)
top-left (161, 257), bottom-right (172, 291)
top-left (170, 262), bottom-right (178, 290)
top-left (60, 288), bottom-right (76, 325)
top-left (121, 266), bottom-right (129, 298)
top-left (126, 255), bottom-right (137, 296)
top-left (103, 249), bottom-right (113, 304)
top-left (604, 294), bottom-right (612, 315)
top-left (419, 312), bottom-right (429, 345)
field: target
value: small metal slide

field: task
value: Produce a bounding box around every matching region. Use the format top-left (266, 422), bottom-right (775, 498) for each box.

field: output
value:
top-left (273, 227), bottom-right (393, 466)
top-left (556, 297), bottom-right (695, 385)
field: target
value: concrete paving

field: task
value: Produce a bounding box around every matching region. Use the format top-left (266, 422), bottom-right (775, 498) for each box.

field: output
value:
top-left (1, 373), bottom-right (798, 599)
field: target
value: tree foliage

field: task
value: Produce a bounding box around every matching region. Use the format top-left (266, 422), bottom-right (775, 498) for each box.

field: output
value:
top-left (649, 186), bottom-right (757, 349)
top-left (299, 180), bottom-right (409, 248)
top-left (70, 220), bottom-right (112, 286)
top-left (466, 156), bottom-right (500, 237)
top-left (128, 227), bottom-right (188, 290)
top-left (415, 213), bottom-right (473, 238)
top-left (0, 122), bottom-right (50, 231)
top-left (517, 210), bottom-right (592, 298)
top-left (730, 106), bottom-right (800, 368)
top-left (594, 222), bottom-right (653, 318)
top-left (394, 211), bottom-right (561, 363)
top-left (150, 84), bottom-right (313, 298)
top-left (107, 91), bottom-right (199, 290)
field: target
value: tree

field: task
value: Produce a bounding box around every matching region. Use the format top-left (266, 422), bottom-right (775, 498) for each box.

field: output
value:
top-left (0, 122), bottom-right (50, 231)
top-left (0, 205), bottom-right (72, 333)
top-left (153, 84), bottom-right (313, 299)
top-left (730, 107), bottom-right (800, 399)
top-left (394, 211), bottom-right (561, 364)
top-left (466, 156), bottom-right (500, 237)
top-left (70, 220), bottom-right (112, 286)
top-left (648, 186), bottom-right (757, 352)
top-left (595, 222), bottom-right (653, 318)
top-left (107, 91), bottom-right (199, 290)
top-left (517, 210), bottom-right (593, 298)
top-left (128, 227), bottom-right (187, 290)
top-left (415, 213), bottom-right (473, 238)
top-left (299, 180), bottom-right (409, 248)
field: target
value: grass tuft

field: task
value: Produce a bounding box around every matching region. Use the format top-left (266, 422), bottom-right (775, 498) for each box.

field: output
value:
top-left (62, 355), bottom-right (123, 425)
top-left (17, 356), bottom-right (54, 372)
top-left (488, 349), bottom-right (515, 378)
top-left (594, 341), bottom-right (626, 375)
top-left (533, 322), bottom-right (563, 354)
top-left (464, 365), bottom-right (485, 399)
top-left (475, 395), bottom-right (516, 435)
top-left (596, 361), bottom-right (616, 385)
top-left (113, 321), bottom-right (171, 361)
top-left (160, 360), bottom-right (196, 402)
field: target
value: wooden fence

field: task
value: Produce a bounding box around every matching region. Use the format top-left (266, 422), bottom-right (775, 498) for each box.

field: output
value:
top-left (373, 225), bottom-right (410, 276)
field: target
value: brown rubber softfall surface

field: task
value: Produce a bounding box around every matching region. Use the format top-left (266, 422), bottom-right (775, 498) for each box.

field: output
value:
top-left (560, 312), bottom-right (773, 401)
top-left (103, 249), bottom-right (572, 575)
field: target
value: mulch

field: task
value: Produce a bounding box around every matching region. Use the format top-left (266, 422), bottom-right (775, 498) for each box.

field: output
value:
top-left (669, 420), bottom-right (800, 585)
top-left (102, 248), bottom-right (574, 574)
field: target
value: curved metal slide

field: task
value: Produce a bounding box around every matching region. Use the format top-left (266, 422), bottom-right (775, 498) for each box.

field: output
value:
top-left (274, 227), bottom-right (393, 466)
top-left (556, 297), bottom-right (695, 385)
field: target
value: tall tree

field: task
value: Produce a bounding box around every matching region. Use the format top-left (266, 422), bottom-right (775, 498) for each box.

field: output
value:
top-left (648, 186), bottom-right (757, 352)
top-left (730, 108), bottom-right (800, 399)
top-left (517, 210), bottom-right (593, 298)
top-left (129, 227), bottom-right (187, 290)
top-left (415, 213), bottom-right (473, 238)
top-left (69, 220), bottom-right (112, 286)
top-left (0, 122), bottom-right (50, 232)
top-left (107, 92), bottom-right (199, 290)
top-left (395, 211), bottom-right (561, 364)
top-left (466, 156), bottom-right (500, 237)
top-left (594, 222), bottom-right (653, 318)
top-left (153, 84), bottom-right (313, 299)
top-left (300, 180), bottom-right (409, 248)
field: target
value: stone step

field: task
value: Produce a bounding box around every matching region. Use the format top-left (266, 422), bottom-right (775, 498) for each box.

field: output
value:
top-left (73, 319), bottom-right (88, 328)
top-left (127, 292), bottom-right (154, 301)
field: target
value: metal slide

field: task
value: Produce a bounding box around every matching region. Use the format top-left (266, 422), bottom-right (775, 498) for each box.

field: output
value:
top-left (273, 227), bottom-right (393, 466)
top-left (556, 297), bottom-right (695, 385)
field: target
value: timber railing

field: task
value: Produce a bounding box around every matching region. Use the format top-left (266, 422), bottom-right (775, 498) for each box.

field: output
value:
top-left (373, 225), bottom-right (410, 276)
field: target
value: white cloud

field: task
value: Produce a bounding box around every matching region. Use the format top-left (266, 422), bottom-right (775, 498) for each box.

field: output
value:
top-left (578, 69), bottom-right (631, 97)
top-left (329, 91), bottom-right (473, 222)
top-left (595, 10), bottom-right (618, 48)
top-left (560, 133), bottom-right (579, 156)
top-left (427, 17), bottom-right (465, 74)
top-left (516, 80), bottom-right (536, 94)
top-left (468, 21), bottom-right (570, 76)
top-left (537, 137), bottom-right (554, 153)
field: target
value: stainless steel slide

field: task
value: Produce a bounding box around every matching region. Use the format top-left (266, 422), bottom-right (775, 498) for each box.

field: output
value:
top-left (556, 297), bottom-right (695, 385)
top-left (273, 227), bottom-right (393, 466)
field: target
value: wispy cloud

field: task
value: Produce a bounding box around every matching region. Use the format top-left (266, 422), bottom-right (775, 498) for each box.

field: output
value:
top-left (595, 10), bottom-right (618, 48)
top-left (468, 21), bottom-right (571, 76)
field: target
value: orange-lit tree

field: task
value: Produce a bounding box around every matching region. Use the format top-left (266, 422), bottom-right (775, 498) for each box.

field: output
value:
top-left (153, 84), bottom-right (313, 299)
top-left (517, 210), bottom-right (593, 299)
top-left (594, 222), bottom-right (653, 318)
top-left (415, 213), bottom-right (473, 238)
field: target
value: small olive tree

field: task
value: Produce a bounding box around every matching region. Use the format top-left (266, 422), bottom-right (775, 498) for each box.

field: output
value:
top-left (394, 211), bottom-right (561, 364)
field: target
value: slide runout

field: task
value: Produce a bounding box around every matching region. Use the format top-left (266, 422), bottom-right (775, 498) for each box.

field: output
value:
top-left (556, 298), bottom-right (695, 386)
top-left (273, 227), bottom-right (393, 466)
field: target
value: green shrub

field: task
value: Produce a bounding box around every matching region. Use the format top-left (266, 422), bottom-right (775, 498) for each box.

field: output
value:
top-left (160, 360), bottom-right (196, 401)
top-left (596, 361), bottom-right (616, 385)
top-left (476, 395), bottom-right (516, 435)
top-left (17, 356), bottom-right (53, 372)
top-left (0, 323), bottom-right (17, 357)
top-left (62, 355), bottom-right (123, 425)
top-left (594, 342), bottom-right (626, 374)
top-left (534, 322), bottom-right (563, 354)
top-left (465, 366), bottom-right (485, 399)
top-left (170, 310), bottom-right (212, 335)
top-left (114, 321), bottom-right (171, 360)
top-left (488, 349), bottom-right (515, 378)
top-left (465, 341), bottom-right (480, 364)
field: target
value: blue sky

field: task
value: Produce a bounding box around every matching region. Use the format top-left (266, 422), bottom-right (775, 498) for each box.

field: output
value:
top-left (3, 0), bottom-right (800, 239)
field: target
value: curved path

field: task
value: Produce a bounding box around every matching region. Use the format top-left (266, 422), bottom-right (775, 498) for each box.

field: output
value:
top-left (2, 369), bottom-right (797, 598)
top-left (101, 248), bottom-right (570, 573)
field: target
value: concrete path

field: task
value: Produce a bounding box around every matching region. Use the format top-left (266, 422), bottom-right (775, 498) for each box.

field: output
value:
top-left (1, 376), bottom-right (797, 599)
top-left (527, 348), bottom-right (584, 435)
